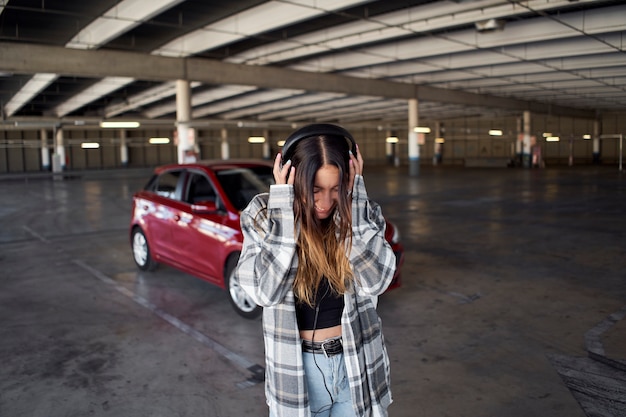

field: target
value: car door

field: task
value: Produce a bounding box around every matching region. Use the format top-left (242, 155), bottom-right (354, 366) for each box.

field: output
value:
top-left (140, 168), bottom-right (186, 261)
top-left (169, 171), bottom-right (226, 284)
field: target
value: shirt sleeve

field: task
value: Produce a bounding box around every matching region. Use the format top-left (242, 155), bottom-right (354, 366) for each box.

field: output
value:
top-left (235, 184), bottom-right (298, 307)
top-left (349, 174), bottom-right (397, 296)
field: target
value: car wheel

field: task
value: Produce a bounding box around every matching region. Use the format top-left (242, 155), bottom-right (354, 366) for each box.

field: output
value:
top-left (225, 254), bottom-right (262, 319)
top-left (131, 227), bottom-right (158, 271)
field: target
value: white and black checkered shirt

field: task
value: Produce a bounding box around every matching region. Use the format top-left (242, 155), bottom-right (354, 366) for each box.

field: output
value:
top-left (236, 175), bottom-right (395, 417)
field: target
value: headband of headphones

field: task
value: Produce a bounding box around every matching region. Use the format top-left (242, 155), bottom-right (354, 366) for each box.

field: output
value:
top-left (281, 123), bottom-right (356, 163)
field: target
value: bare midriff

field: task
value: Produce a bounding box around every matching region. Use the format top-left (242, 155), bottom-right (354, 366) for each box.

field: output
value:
top-left (300, 324), bottom-right (342, 342)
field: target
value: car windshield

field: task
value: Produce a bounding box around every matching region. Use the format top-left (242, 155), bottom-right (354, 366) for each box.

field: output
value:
top-left (215, 168), bottom-right (270, 211)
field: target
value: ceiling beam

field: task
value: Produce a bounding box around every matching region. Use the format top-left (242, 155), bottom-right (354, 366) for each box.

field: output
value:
top-left (0, 42), bottom-right (595, 119)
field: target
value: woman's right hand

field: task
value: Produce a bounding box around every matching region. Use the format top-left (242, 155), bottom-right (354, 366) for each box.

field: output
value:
top-left (273, 153), bottom-right (295, 185)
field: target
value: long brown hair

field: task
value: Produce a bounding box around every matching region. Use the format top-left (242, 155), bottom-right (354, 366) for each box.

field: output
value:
top-left (290, 134), bottom-right (354, 306)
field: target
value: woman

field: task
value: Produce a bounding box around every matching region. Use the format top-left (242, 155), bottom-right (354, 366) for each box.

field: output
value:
top-left (236, 123), bottom-right (396, 417)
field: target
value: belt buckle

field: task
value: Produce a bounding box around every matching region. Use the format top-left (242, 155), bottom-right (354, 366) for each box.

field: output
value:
top-left (321, 338), bottom-right (340, 358)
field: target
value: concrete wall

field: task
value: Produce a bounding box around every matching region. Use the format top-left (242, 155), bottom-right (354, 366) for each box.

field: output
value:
top-left (1, 113), bottom-right (625, 173)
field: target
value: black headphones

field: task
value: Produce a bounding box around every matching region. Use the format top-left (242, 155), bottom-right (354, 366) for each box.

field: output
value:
top-left (281, 123), bottom-right (357, 164)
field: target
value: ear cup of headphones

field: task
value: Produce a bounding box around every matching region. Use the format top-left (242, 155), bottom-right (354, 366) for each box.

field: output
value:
top-left (281, 123), bottom-right (356, 164)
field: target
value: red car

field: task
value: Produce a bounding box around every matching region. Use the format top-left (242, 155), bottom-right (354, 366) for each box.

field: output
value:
top-left (130, 159), bottom-right (404, 319)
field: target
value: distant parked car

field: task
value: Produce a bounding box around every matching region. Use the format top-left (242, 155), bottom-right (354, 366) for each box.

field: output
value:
top-left (130, 159), bottom-right (404, 319)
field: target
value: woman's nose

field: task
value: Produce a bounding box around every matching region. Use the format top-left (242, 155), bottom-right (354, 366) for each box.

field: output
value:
top-left (318, 192), bottom-right (332, 207)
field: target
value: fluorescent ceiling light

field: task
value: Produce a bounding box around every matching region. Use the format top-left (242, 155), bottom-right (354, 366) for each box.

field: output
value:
top-left (489, 129), bottom-right (503, 136)
top-left (100, 121), bottom-right (140, 128)
top-left (435, 138), bottom-right (445, 143)
top-left (248, 136), bottom-right (266, 143)
top-left (277, 140), bottom-right (286, 147)
top-left (414, 126), bottom-right (431, 133)
top-left (149, 137), bottom-right (170, 144)
top-left (81, 142), bottom-right (100, 149)
top-left (4, 73), bottom-right (57, 117)
top-left (542, 132), bottom-right (553, 138)
top-left (386, 136), bottom-right (399, 143)
top-left (546, 136), bottom-right (560, 142)
top-left (583, 134), bottom-right (591, 139)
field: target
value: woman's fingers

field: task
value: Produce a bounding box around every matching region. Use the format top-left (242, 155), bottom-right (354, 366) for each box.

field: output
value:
top-left (287, 166), bottom-right (295, 185)
top-left (273, 153), bottom-right (294, 185)
top-left (354, 144), bottom-right (364, 175)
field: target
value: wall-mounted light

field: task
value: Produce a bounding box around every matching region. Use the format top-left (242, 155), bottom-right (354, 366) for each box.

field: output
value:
top-left (489, 129), bottom-right (503, 136)
top-left (100, 121), bottom-right (140, 128)
top-left (149, 137), bottom-right (170, 144)
top-left (413, 126), bottom-right (431, 133)
top-left (583, 134), bottom-right (591, 140)
top-left (248, 136), bottom-right (266, 143)
top-left (277, 140), bottom-right (286, 147)
top-left (435, 138), bottom-right (445, 144)
top-left (542, 132), bottom-right (553, 138)
top-left (546, 136), bottom-right (560, 142)
top-left (386, 136), bottom-right (399, 143)
top-left (81, 142), bottom-right (100, 149)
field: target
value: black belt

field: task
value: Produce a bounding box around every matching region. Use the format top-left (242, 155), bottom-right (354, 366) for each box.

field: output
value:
top-left (302, 337), bottom-right (343, 357)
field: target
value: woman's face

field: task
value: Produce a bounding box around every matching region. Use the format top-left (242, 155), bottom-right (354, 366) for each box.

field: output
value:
top-left (312, 164), bottom-right (340, 220)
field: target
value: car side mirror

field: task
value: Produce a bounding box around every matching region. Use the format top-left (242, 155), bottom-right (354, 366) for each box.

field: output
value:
top-left (191, 200), bottom-right (219, 213)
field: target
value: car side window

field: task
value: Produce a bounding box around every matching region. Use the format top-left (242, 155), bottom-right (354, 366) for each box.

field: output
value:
top-left (186, 173), bottom-right (217, 204)
top-left (152, 170), bottom-right (183, 200)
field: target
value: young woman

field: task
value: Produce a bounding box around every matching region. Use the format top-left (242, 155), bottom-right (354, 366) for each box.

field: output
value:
top-left (236, 123), bottom-right (396, 417)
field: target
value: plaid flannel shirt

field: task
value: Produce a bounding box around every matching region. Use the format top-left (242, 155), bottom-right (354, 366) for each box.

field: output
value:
top-left (235, 175), bottom-right (396, 417)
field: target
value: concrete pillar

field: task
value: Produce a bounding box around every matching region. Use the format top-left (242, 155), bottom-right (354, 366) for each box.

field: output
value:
top-left (385, 128), bottom-right (393, 165)
top-left (176, 79), bottom-right (191, 164)
top-left (433, 121), bottom-right (443, 165)
top-left (515, 116), bottom-right (523, 165)
top-left (385, 128), bottom-right (399, 166)
top-left (592, 119), bottom-right (601, 164)
top-left (119, 129), bottom-right (128, 167)
top-left (40, 129), bottom-right (50, 170)
top-left (220, 128), bottom-right (230, 160)
top-left (408, 98), bottom-right (419, 176)
top-left (522, 111), bottom-right (532, 168)
top-left (54, 127), bottom-right (66, 171)
top-left (263, 129), bottom-right (271, 159)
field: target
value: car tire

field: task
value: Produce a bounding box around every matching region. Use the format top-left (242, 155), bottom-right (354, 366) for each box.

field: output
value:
top-left (131, 227), bottom-right (158, 271)
top-left (225, 254), bottom-right (262, 319)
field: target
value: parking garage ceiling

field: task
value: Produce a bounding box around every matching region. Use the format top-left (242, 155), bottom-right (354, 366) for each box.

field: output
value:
top-left (0, 0), bottom-right (625, 130)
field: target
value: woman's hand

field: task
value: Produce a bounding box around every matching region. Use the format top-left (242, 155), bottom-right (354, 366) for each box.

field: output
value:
top-left (347, 144), bottom-right (363, 192)
top-left (273, 153), bottom-right (295, 185)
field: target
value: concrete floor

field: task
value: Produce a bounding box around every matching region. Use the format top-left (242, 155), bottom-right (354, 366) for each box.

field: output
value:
top-left (1, 164), bottom-right (624, 417)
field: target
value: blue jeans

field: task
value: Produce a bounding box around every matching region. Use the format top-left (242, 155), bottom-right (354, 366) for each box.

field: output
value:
top-left (303, 350), bottom-right (356, 417)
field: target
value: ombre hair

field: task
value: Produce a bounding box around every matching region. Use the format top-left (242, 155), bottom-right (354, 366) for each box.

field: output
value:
top-left (289, 134), bottom-right (354, 306)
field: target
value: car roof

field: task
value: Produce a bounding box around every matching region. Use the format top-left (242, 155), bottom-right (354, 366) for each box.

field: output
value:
top-left (154, 158), bottom-right (273, 174)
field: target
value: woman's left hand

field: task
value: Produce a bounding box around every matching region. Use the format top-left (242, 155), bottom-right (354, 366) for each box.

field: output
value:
top-left (347, 144), bottom-right (363, 193)
top-left (273, 153), bottom-right (295, 185)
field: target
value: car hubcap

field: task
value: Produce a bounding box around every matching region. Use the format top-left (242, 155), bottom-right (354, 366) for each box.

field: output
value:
top-left (133, 232), bottom-right (148, 266)
top-left (229, 274), bottom-right (256, 313)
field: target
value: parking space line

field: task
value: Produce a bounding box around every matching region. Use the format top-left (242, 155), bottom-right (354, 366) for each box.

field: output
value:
top-left (73, 259), bottom-right (265, 388)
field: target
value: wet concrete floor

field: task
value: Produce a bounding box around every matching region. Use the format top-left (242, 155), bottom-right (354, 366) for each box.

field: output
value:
top-left (1, 164), bottom-right (625, 417)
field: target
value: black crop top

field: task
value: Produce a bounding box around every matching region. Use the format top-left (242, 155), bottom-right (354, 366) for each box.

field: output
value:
top-left (295, 279), bottom-right (345, 331)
